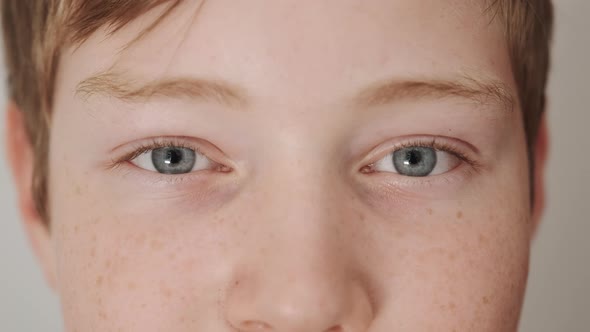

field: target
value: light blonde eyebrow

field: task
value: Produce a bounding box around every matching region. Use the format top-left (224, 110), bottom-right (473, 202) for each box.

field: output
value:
top-left (353, 75), bottom-right (515, 111)
top-left (76, 71), bottom-right (249, 107)
top-left (77, 72), bottom-right (513, 112)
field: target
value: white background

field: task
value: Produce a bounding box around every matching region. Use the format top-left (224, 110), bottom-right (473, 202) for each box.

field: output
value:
top-left (1, 1), bottom-right (589, 330)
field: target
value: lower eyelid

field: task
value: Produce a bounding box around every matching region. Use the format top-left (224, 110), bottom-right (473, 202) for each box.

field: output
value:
top-left (363, 161), bottom-right (477, 190)
top-left (119, 160), bottom-right (217, 184)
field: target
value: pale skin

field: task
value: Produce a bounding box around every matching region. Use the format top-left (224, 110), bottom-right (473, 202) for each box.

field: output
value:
top-left (6, 0), bottom-right (548, 331)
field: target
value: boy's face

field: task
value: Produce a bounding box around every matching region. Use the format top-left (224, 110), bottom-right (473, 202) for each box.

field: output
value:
top-left (13, 0), bottom-right (543, 331)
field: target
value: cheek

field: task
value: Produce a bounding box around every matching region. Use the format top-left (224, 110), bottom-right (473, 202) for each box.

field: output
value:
top-left (49, 170), bottom-right (237, 330)
top-left (361, 191), bottom-right (531, 330)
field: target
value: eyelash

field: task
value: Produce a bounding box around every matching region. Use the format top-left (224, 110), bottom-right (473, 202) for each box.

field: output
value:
top-left (361, 136), bottom-right (482, 174)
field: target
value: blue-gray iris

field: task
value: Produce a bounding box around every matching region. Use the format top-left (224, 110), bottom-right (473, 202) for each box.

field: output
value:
top-left (393, 147), bottom-right (437, 177)
top-left (152, 147), bottom-right (196, 174)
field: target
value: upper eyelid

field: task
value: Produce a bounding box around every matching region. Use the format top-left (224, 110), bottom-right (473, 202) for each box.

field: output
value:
top-left (133, 142), bottom-right (205, 159)
top-left (126, 141), bottom-right (204, 162)
top-left (389, 142), bottom-right (467, 161)
top-left (392, 137), bottom-right (479, 155)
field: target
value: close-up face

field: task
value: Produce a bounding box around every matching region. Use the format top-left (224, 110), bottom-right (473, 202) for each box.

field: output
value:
top-left (15, 0), bottom-right (543, 330)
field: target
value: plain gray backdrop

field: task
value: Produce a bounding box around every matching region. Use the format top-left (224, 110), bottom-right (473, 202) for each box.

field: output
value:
top-left (1, 1), bottom-right (589, 331)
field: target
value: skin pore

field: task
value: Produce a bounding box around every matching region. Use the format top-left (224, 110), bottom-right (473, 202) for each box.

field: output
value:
top-left (6, 0), bottom-right (548, 331)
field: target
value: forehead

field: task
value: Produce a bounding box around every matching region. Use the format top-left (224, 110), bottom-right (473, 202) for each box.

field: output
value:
top-left (61, 0), bottom-right (513, 104)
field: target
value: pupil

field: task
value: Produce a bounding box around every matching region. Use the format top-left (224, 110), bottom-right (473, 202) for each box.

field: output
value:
top-left (405, 149), bottom-right (422, 166)
top-left (165, 149), bottom-right (182, 165)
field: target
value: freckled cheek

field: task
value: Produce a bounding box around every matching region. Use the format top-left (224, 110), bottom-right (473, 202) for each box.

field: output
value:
top-left (364, 190), bottom-right (531, 317)
top-left (443, 214), bottom-right (530, 327)
top-left (53, 204), bottom-right (236, 328)
top-left (413, 200), bottom-right (531, 278)
top-left (371, 211), bottom-right (530, 329)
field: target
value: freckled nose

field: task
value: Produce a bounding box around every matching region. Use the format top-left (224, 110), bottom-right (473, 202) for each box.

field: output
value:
top-left (223, 151), bottom-right (374, 332)
top-left (224, 267), bottom-right (373, 332)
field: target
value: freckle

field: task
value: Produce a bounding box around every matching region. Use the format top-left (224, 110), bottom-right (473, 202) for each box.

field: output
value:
top-left (150, 239), bottom-right (163, 250)
top-left (96, 276), bottom-right (103, 286)
top-left (426, 208), bottom-right (433, 215)
top-left (104, 259), bottom-right (112, 268)
top-left (482, 296), bottom-right (490, 304)
top-left (73, 225), bottom-right (79, 233)
top-left (358, 211), bottom-right (366, 221)
top-left (478, 234), bottom-right (488, 245)
top-left (127, 282), bottom-right (136, 290)
top-left (90, 247), bottom-right (96, 258)
top-left (456, 211), bottom-right (463, 219)
top-left (168, 252), bottom-right (176, 260)
top-left (449, 302), bottom-right (456, 311)
top-left (136, 233), bottom-right (146, 246)
top-left (98, 310), bottom-right (107, 320)
top-left (448, 252), bottom-right (456, 261)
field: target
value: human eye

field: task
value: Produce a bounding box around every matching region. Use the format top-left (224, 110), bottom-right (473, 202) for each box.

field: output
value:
top-left (110, 137), bottom-right (230, 175)
top-left (362, 137), bottom-right (477, 177)
top-left (132, 145), bottom-right (207, 174)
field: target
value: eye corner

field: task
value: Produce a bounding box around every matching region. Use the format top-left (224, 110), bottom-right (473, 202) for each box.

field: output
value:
top-left (359, 164), bottom-right (374, 174)
top-left (214, 164), bottom-right (234, 173)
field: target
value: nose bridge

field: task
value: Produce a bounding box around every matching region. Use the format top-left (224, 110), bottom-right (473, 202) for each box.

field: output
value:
top-left (257, 132), bottom-right (346, 230)
top-left (224, 148), bottom-right (373, 331)
top-left (248, 147), bottom-right (350, 291)
top-left (255, 156), bottom-right (349, 262)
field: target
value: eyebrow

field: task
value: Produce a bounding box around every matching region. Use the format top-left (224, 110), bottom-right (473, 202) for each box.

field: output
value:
top-left (77, 71), bottom-right (514, 112)
top-left (76, 71), bottom-right (249, 107)
top-left (352, 75), bottom-right (515, 111)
